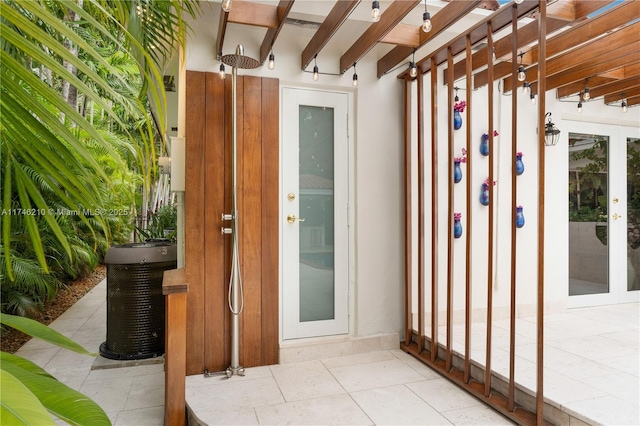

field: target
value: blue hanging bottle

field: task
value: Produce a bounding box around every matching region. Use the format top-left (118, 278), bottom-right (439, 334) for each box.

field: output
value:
top-left (515, 154), bottom-right (525, 176)
top-left (454, 217), bottom-right (463, 239)
top-left (480, 182), bottom-right (490, 206)
top-left (454, 161), bottom-right (462, 183)
top-left (516, 206), bottom-right (525, 228)
top-left (453, 110), bottom-right (463, 130)
top-left (480, 134), bottom-right (489, 156)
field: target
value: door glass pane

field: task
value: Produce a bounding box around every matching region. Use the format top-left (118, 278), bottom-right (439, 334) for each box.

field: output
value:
top-left (569, 133), bottom-right (609, 295)
top-left (299, 105), bottom-right (335, 322)
top-left (628, 137), bottom-right (640, 292)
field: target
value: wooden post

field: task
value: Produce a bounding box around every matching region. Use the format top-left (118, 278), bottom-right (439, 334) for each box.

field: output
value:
top-left (163, 268), bottom-right (189, 426)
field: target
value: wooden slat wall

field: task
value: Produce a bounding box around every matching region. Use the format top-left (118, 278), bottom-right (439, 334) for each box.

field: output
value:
top-left (185, 71), bottom-right (280, 375)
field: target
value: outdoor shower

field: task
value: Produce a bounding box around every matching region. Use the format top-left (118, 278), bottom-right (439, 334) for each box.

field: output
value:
top-left (218, 45), bottom-right (260, 378)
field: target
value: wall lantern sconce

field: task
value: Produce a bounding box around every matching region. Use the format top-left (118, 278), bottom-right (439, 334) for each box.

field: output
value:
top-left (544, 112), bottom-right (561, 146)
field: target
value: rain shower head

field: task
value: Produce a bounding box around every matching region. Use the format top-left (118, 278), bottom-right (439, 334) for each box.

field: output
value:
top-left (221, 44), bottom-right (260, 69)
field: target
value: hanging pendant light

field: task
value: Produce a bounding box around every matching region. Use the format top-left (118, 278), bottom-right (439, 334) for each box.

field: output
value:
top-left (371, 0), bottom-right (381, 22)
top-left (312, 55), bottom-right (319, 81)
top-left (622, 100), bottom-right (628, 113)
top-left (522, 81), bottom-right (530, 95)
top-left (422, 1), bottom-right (432, 33)
top-left (409, 49), bottom-right (418, 78)
top-left (352, 63), bottom-right (358, 87)
top-left (544, 112), bottom-right (561, 146)
top-left (219, 63), bottom-right (226, 79)
top-left (577, 99), bottom-right (583, 114)
top-left (268, 51), bottom-right (275, 70)
top-left (517, 52), bottom-right (526, 82)
top-left (530, 91), bottom-right (536, 105)
top-left (583, 80), bottom-right (591, 101)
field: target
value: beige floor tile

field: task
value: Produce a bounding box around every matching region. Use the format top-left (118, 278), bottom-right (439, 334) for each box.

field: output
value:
top-left (350, 384), bottom-right (452, 425)
top-left (255, 394), bottom-right (372, 425)
top-left (114, 406), bottom-right (164, 426)
top-left (329, 358), bottom-right (425, 392)
top-left (270, 360), bottom-right (345, 402)
top-left (407, 379), bottom-right (482, 412)
top-left (185, 376), bottom-right (284, 413)
top-left (440, 405), bottom-right (517, 425)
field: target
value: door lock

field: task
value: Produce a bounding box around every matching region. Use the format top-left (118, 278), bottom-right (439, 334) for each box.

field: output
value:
top-left (287, 214), bottom-right (305, 224)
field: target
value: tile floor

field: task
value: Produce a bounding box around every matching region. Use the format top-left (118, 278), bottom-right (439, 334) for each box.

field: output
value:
top-left (13, 279), bottom-right (640, 425)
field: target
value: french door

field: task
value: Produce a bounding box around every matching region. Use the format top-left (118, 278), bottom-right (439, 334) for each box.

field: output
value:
top-left (281, 88), bottom-right (349, 339)
top-left (568, 121), bottom-right (640, 307)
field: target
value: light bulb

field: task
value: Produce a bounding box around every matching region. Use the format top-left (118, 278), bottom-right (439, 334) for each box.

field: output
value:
top-left (522, 81), bottom-right (530, 95)
top-left (583, 87), bottom-right (590, 100)
top-left (422, 12), bottom-right (432, 33)
top-left (517, 65), bottom-right (526, 82)
top-left (313, 65), bottom-right (319, 81)
top-left (622, 100), bottom-right (628, 113)
top-left (371, 1), bottom-right (380, 22)
top-left (530, 92), bottom-right (536, 105)
top-left (221, 0), bottom-right (232, 12)
top-left (409, 62), bottom-right (418, 78)
top-left (352, 72), bottom-right (358, 87)
top-left (219, 63), bottom-right (225, 79)
top-left (577, 101), bottom-right (582, 114)
top-left (268, 52), bottom-right (275, 70)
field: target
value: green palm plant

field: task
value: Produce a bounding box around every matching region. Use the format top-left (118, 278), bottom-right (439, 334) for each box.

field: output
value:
top-left (1, 0), bottom-right (201, 292)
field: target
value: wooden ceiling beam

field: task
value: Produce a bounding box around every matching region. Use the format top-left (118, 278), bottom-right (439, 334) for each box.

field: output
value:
top-left (531, 51), bottom-right (640, 98)
top-left (380, 23), bottom-right (420, 47)
top-left (377, 0), bottom-right (481, 78)
top-left (564, 75), bottom-right (640, 100)
top-left (605, 86), bottom-right (640, 104)
top-left (498, 0), bottom-right (638, 90)
top-left (259, 0), bottom-right (295, 64)
top-left (555, 76), bottom-right (616, 99)
top-left (216, 6), bottom-right (229, 59)
top-left (403, 0), bottom-right (539, 79)
top-left (503, 20), bottom-right (640, 90)
top-left (228, 0), bottom-right (278, 28)
top-left (301, 0), bottom-right (360, 70)
top-left (341, 0), bottom-right (420, 74)
top-left (546, 0), bottom-right (577, 21)
top-left (625, 95), bottom-right (640, 107)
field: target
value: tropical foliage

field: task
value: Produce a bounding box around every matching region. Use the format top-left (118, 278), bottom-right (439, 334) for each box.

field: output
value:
top-left (1, 0), bottom-right (201, 315)
top-left (1, 313), bottom-right (110, 425)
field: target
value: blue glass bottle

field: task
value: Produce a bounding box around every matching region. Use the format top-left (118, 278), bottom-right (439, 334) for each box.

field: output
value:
top-left (480, 182), bottom-right (490, 206)
top-left (454, 218), bottom-right (463, 238)
top-left (515, 154), bottom-right (525, 176)
top-left (516, 206), bottom-right (525, 228)
top-left (453, 110), bottom-right (463, 130)
top-left (454, 161), bottom-right (462, 183)
top-left (480, 134), bottom-right (489, 156)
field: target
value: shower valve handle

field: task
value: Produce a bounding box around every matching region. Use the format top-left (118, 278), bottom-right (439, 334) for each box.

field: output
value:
top-left (287, 214), bottom-right (306, 224)
top-left (221, 213), bottom-right (233, 221)
top-left (221, 227), bottom-right (232, 234)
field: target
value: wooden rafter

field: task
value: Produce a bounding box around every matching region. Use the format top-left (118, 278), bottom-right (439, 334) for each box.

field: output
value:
top-left (605, 85), bottom-right (640, 104)
top-left (216, 7), bottom-right (229, 59)
top-left (380, 23), bottom-right (420, 47)
top-left (503, 21), bottom-right (640, 90)
top-left (402, 0), bottom-right (539, 79)
top-left (259, 0), bottom-right (295, 65)
top-left (301, 0), bottom-right (360, 70)
top-left (377, 0), bottom-right (482, 78)
top-left (341, 0), bottom-right (421, 75)
top-left (496, 0), bottom-right (638, 90)
top-left (555, 76), bottom-right (616, 99)
top-left (558, 75), bottom-right (640, 100)
top-left (228, 0), bottom-right (278, 28)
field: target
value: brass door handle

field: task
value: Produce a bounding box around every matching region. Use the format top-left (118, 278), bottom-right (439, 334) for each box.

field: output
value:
top-left (287, 214), bottom-right (305, 224)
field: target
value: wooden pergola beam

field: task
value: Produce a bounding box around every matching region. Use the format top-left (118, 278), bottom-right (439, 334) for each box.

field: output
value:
top-left (228, 0), bottom-right (278, 28)
top-left (380, 23), bottom-right (420, 47)
top-left (555, 76), bottom-right (616, 99)
top-left (301, 0), bottom-right (360, 70)
top-left (562, 75), bottom-right (640, 100)
top-left (626, 94), bottom-right (640, 107)
top-left (341, 0), bottom-right (420, 74)
top-left (403, 0), bottom-right (539, 79)
top-left (503, 20), bottom-right (640, 90)
top-left (377, 0), bottom-right (481, 78)
top-left (259, 0), bottom-right (295, 65)
top-left (497, 0), bottom-right (639, 90)
top-left (605, 85), bottom-right (640, 104)
top-left (216, 7), bottom-right (229, 59)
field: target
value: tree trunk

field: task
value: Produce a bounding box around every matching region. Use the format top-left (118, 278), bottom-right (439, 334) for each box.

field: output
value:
top-left (60, 0), bottom-right (83, 121)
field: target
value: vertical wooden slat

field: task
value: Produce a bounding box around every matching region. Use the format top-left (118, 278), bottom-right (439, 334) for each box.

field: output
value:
top-left (464, 33), bottom-right (473, 385)
top-left (404, 77), bottom-right (414, 345)
top-left (484, 21), bottom-right (495, 397)
top-left (185, 71), bottom-right (206, 375)
top-left (223, 76), bottom-right (233, 369)
top-left (508, 3), bottom-right (519, 412)
top-left (417, 72), bottom-right (425, 354)
top-left (204, 72), bottom-right (226, 371)
top-left (261, 77), bottom-right (279, 365)
top-left (241, 76), bottom-right (263, 367)
top-left (537, 1), bottom-right (547, 423)
top-left (430, 57), bottom-right (439, 362)
top-left (446, 46), bottom-right (455, 372)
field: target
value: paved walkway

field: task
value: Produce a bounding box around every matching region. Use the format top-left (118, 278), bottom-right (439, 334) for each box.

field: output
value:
top-left (14, 279), bottom-right (639, 425)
